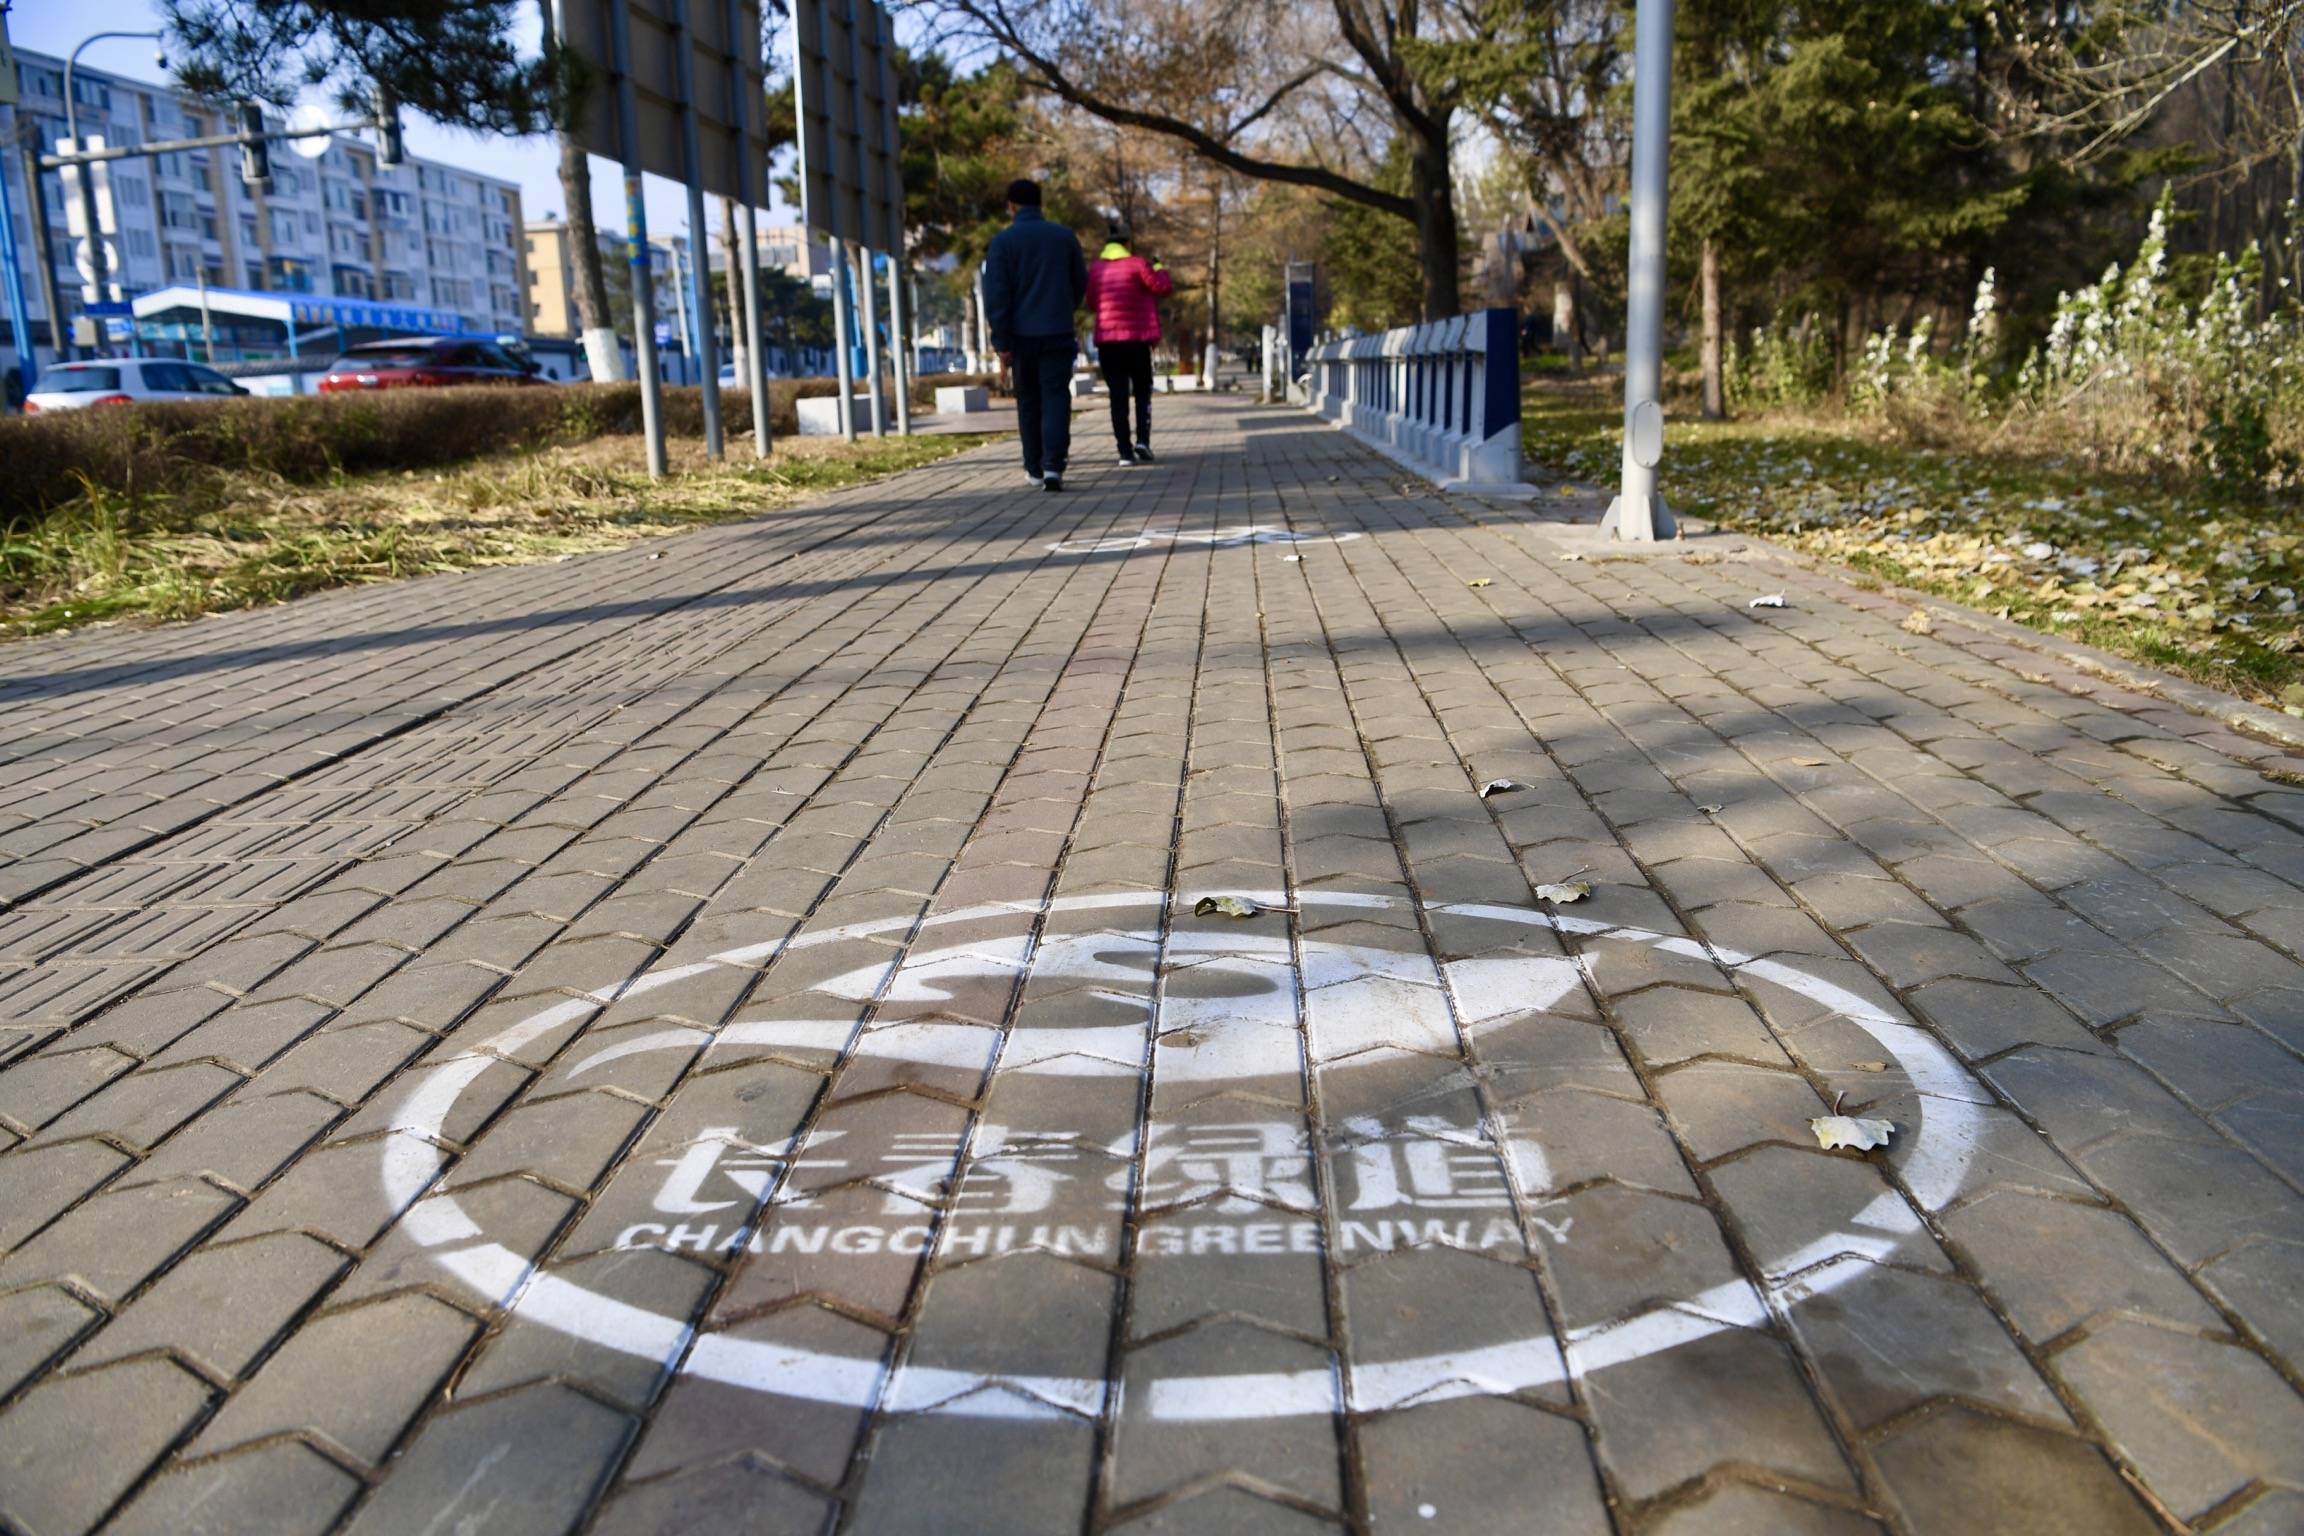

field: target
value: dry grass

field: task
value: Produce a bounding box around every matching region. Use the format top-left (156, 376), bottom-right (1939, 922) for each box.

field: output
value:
top-left (1526, 375), bottom-right (2304, 706)
top-left (2, 429), bottom-right (994, 638)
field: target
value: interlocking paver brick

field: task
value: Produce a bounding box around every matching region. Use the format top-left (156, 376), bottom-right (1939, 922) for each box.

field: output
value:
top-left (105, 1441), bottom-right (361, 1536)
top-left (2054, 1318), bottom-right (2304, 1518)
top-left (188, 1290), bottom-right (479, 1463)
top-left (0, 1284), bottom-right (100, 1398)
top-left (342, 1383), bottom-right (634, 1536)
top-left (1644, 1484), bottom-right (1885, 1534)
top-left (1359, 1397), bottom-right (1606, 1534)
top-left (4, 399), bottom-right (2303, 1530)
top-left (0, 1357), bottom-right (213, 1535)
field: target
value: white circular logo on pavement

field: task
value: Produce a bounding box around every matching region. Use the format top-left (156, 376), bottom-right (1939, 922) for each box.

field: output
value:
top-left (381, 891), bottom-right (1978, 1421)
top-left (1046, 525), bottom-right (1362, 555)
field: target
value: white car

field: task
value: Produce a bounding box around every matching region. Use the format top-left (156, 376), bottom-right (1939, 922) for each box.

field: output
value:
top-left (24, 358), bottom-right (249, 412)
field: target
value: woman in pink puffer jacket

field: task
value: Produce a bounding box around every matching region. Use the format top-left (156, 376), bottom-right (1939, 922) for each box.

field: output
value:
top-left (1086, 218), bottom-right (1173, 463)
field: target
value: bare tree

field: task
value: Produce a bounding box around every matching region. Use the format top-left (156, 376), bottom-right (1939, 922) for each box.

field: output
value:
top-left (932, 0), bottom-right (1467, 319)
top-left (2004, 0), bottom-right (2304, 286)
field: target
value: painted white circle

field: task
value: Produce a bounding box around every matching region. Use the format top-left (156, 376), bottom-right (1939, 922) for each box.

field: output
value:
top-left (1046, 526), bottom-right (1364, 555)
top-left (381, 891), bottom-right (1978, 1421)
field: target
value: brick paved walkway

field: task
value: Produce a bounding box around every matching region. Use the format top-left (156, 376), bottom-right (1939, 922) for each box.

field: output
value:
top-left (1, 395), bottom-right (2301, 1535)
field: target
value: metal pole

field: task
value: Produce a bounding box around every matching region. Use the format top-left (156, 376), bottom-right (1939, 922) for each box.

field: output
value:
top-left (669, 0), bottom-right (722, 459)
top-left (856, 243), bottom-right (885, 436)
top-left (63, 34), bottom-right (157, 355)
top-left (725, 0), bottom-right (770, 457)
top-left (830, 247), bottom-right (858, 441)
top-left (1601, 0), bottom-right (1678, 542)
top-left (887, 253), bottom-right (912, 435)
top-left (0, 110), bottom-right (39, 395)
top-left (20, 142), bottom-right (70, 363)
top-left (197, 268), bottom-right (215, 362)
top-left (737, 206), bottom-right (770, 455)
top-left (607, 0), bottom-right (668, 477)
top-left (672, 236), bottom-right (696, 379)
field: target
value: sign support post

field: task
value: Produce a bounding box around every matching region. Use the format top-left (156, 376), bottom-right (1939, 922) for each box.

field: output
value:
top-left (887, 254), bottom-right (911, 435)
top-left (606, 0), bottom-right (669, 477)
top-left (669, 0), bottom-right (723, 459)
top-left (725, 0), bottom-right (770, 456)
top-left (857, 243), bottom-right (886, 436)
top-left (830, 248), bottom-right (858, 441)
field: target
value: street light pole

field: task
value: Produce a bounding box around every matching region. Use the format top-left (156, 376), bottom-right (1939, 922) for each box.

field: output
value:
top-left (63, 31), bottom-right (165, 356)
top-left (1600, 0), bottom-right (1678, 542)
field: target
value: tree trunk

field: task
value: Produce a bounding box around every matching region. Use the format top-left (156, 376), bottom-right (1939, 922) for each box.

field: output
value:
top-left (1699, 237), bottom-right (1724, 420)
top-left (1407, 112), bottom-right (1461, 320)
top-left (719, 195), bottom-right (749, 386)
top-left (544, 0), bottom-right (623, 382)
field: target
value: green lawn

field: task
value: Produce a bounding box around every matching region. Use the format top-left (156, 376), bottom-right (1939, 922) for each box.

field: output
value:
top-left (1523, 378), bottom-right (2304, 707)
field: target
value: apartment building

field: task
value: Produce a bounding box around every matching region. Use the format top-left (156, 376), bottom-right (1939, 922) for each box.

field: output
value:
top-left (521, 219), bottom-right (685, 340)
top-left (3, 47), bottom-right (524, 364)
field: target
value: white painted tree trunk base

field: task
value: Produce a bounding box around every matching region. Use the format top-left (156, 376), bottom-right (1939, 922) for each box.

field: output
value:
top-left (582, 328), bottom-right (626, 383)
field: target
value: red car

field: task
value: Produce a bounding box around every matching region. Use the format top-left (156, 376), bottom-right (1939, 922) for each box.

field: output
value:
top-left (318, 335), bottom-right (550, 392)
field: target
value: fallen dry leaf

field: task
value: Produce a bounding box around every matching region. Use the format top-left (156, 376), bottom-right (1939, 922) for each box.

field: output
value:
top-left (1479, 779), bottom-right (1530, 799)
top-left (1748, 593), bottom-right (1787, 609)
top-left (1849, 1060), bottom-right (1891, 1073)
top-left (1696, 803), bottom-right (1724, 814)
top-left (1534, 880), bottom-right (1593, 904)
top-left (1902, 608), bottom-right (1935, 635)
top-left (1559, 552), bottom-right (1586, 562)
top-left (1810, 1115), bottom-right (1895, 1151)
top-left (1194, 894), bottom-right (1282, 919)
top-left (1467, 577), bottom-right (1494, 588)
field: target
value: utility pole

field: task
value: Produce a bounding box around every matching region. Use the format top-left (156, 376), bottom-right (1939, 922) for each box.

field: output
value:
top-left (1600, 0), bottom-right (1678, 541)
top-left (20, 140), bottom-right (69, 363)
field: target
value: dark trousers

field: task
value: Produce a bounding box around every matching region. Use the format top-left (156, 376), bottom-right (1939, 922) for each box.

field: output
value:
top-left (1098, 341), bottom-right (1154, 452)
top-left (1010, 334), bottom-right (1077, 477)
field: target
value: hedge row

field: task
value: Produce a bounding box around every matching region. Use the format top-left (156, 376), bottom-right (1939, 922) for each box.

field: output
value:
top-left (0, 372), bottom-right (999, 527)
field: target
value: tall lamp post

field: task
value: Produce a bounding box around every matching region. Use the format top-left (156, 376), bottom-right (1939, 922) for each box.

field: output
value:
top-left (1599, 0), bottom-right (1677, 541)
top-left (63, 31), bottom-right (166, 358)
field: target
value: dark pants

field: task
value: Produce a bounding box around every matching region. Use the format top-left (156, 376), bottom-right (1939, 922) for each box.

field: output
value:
top-left (1010, 334), bottom-right (1077, 477)
top-left (1098, 340), bottom-right (1154, 453)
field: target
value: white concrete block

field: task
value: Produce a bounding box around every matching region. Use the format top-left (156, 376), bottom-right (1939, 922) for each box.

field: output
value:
top-left (934, 385), bottom-right (990, 414)
top-left (796, 395), bottom-right (882, 435)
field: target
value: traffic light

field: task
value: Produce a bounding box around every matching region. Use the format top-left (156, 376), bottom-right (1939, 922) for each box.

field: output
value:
top-left (374, 86), bottom-right (404, 168)
top-left (237, 103), bottom-right (271, 194)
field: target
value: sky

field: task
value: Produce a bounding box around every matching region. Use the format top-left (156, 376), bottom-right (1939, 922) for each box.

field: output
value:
top-left (5, 0), bottom-right (805, 242)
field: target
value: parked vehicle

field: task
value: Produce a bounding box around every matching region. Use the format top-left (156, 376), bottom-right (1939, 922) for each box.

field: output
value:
top-left (317, 336), bottom-right (549, 392)
top-left (23, 358), bottom-right (249, 412)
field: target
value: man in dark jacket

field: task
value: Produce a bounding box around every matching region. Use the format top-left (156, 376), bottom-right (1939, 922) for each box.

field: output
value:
top-left (982, 178), bottom-right (1088, 491)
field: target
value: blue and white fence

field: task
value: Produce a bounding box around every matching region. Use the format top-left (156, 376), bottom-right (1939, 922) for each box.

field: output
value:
top-left (1304, 307), bottom-right (1522, 488)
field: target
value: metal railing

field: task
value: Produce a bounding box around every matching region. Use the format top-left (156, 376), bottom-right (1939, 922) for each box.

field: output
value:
top-left (1303, 306), bottom-right (1521, 488)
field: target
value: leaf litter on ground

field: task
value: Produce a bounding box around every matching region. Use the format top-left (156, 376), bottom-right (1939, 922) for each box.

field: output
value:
top-left (1810, 1115), bottom-right (1896, 1151)
top-left (1194, 894), bottom-right (1292, 919)
top-left (1534, 869), bottom-right (1595, 904)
